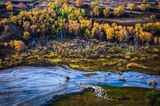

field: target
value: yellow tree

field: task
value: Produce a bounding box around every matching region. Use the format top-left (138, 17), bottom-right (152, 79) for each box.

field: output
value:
top-left (23, 31), bottom-right (30, 40)
top-left (23, 21), bottom-right (31, 30)
top-left (103, 7), bottom-right (110, 17)
top-left (91, 1), bottom-right (99, 9)
top-left (135, 23), bottom-right (143, 33)
top-left (85, 29), bottom-right (91, 37)
top-left (140, 4), bottom-right (146, 12)
top-left (114, 5), bottom-right (125, 17)
top-left (158, 3), bottom-right (160, 10)
top-left (146, 3), bottom-right (151, 11)
top-left (100, 0), bottom-right (104, 4)
top-left (76, 0), bottom-right (83, 7)
top-left (139, 31), bottom-right (151, 44)
top-left (10, 40), bottom-right (25, 52)
top-left (5, 1), bottom-right (13, 11)
top-left (55, 0), bottom-right (63, 6)
top-left (74, 9), bottom-right (81, 18)
top-left (106, 27), bottom-right (114, 40)
top-left (80, 19), bottom-right (92, 30)
top-left (93, 6), bottom-right (100, 16)
top-left (68, 20), bottom-right (80, 35)
top-left (91, 27), bottom-right (97, 38)
top-left (154, 36), bottom-right (159, 45)
top-left (10, 16), bottom-right (17, 23)
top-left (129, 3), bottom-right (136, 11)
top-left (119, 28), bottom-right (127, 42)
top-left (30, 25), bottom-right (37, 33)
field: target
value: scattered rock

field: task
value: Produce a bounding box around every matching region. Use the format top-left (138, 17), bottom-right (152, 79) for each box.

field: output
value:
top-left (118, 76), bottom-right (126, 81)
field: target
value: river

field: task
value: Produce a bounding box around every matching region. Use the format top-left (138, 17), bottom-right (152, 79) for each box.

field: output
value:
top-left (0, 66), bottom-right (160, 106)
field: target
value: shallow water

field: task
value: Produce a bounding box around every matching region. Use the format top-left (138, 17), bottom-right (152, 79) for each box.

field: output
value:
top-left (0, 66), bottom-right (160, 106)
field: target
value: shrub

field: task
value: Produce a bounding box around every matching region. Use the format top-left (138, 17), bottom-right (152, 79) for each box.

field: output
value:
top-left (126, 62), bottom-right (142, 69)
top-left (65, 76), bottom-right (70, 80)
top-left (49, 58), bottom-right (62, 63)
top-left (150, 15), bottom-right (156, 20)
top-left (125, 55), bottom-right (131, 59)
top-left (130, 57), bottom-right (139, 62)
top-left (69, 64), bottom-right (80, 69)
top-left (140, 57), bottom-right (146, 61)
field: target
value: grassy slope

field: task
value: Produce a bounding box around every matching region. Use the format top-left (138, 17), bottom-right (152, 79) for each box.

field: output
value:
top-left (50, 87), bottom-right (160, 106)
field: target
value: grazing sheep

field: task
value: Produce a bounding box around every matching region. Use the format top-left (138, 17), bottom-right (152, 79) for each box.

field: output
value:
top-left (78, 85), bottom-right (113, 101)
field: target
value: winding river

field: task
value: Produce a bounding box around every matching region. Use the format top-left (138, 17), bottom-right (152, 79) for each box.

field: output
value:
top-left (0, 66), bottom-right (160, 106)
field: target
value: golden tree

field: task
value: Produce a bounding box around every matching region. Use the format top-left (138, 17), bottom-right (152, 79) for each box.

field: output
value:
top-left (135, 23), bottom-right (143, 33)
top-left (158, 3), bottom-right (160, 10)
top-left (106, 27), bottom-right (114, 40)
top-left (10, 40), bottom-right (25, 52)
top-left (80, 19), bottom-right (92, 29)
top-left (146, 3), bottom-right (151, 10)
top-left (76, 0), bottom-right (83, 7)
top-left (68, 20), bottom-right (80, 35)
top-left (119, 28), bottom-right (127, 41)
top-left (100, 0), bottom-right (104, 4)
top-left (30, 25), bottom-right (37, 33)
top-left (114, 5), bottom-right (125, 17)
top-left (140, 4), bottom-right (146, 12)
top-left (23, 21), bottom-right (31, 30)
top-left (129, 3), bottom-right (136, 11)
top-left (5, 1), bottom-right (13, 11)
top-left (23, 31), bottom-right (30, 40)
top-left (10, 16), bottom-right (17, 23)
top-left (103, 7), bottom-right (110, 17)
top-left (85, 29), bottom-right (91, 37)
top-left (55, 0), bottom-right (63, 6)
top-left (91, 1), bottom-right (99, 9)
top-left (74, 9), bottom-right (81, 18)
top-left (139, 31), bottom-right (151, 43)
top-left (91, 27), bottom-right (97, 38)
top-left (154, 36), bottom-right (159, 45)
top-left (93, 6), bottom-right (100, 16)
